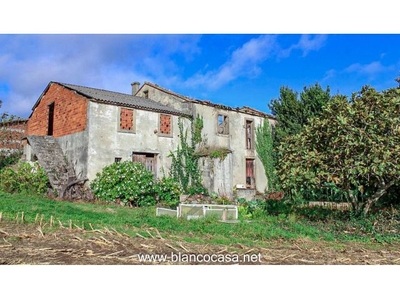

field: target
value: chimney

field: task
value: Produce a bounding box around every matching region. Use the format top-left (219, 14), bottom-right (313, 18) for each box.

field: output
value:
top-left (131, 82), bottom-right (140, 95)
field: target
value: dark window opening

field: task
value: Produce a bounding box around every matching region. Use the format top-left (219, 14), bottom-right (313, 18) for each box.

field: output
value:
top-left (246, 159), bottom-right (255, 189)
top-left (48, 102), bottom-right (55, 136)
top-left (132, 152), bottom-right (157, 176)
top-left (217, 114), bottom-right (229, 135)
top-left (115, 157), bottom-right (122, 163)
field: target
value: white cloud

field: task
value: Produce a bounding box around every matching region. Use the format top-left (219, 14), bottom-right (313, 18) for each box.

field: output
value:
top-left (344, 61), bottom-right (390, 76)
top-left (322, 69), bottom-right (337, 81)
top-left (184, 35), bottom-right (278, 89)
top-left (279, 34), bottom-right (327, 58)
top-left (0, 34), bottom-right (201, 117)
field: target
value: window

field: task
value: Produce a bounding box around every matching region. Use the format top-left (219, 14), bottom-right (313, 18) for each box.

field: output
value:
top-left (143, 90), bottom-right (149, 98)
top-left (119, 108), bottom-right (135, 132)
top-left (159, 114), bottom-right (172, 136)
top-left (114, 157), bottom-right (122, 163)
top-left (246, 159), bottom-right (255, 189)
top-left (245, 120), bottom-right (254, 149)
top-left (132, 152), bottom-right (157, 176)
top-left (48, 102), bottom-right (55, 136)
top-left (217, 114), bottom-right (229, 135)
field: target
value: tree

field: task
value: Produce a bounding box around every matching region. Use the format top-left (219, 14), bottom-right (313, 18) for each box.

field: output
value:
top-left (277, 86), bottom-right (400, 215)
top-left (255, 118), bottom-right (277, 191)
top-left (268, 83), bottom-right (333, 147)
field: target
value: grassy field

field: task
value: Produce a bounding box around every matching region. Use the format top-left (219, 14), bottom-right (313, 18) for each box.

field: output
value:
top-left (1, 191), bottom-right (399, 248)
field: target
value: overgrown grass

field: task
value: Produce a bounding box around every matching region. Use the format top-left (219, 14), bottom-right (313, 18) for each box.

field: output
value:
top-left (0, 191), bottom-right (399, 247)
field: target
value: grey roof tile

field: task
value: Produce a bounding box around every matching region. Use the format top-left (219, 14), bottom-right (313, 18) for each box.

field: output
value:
top-left (58, 82), bottom-right (190, 117)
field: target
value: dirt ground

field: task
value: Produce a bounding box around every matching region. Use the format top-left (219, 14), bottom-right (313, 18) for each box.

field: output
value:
top-left (1, 220), bottom-right (400, 265)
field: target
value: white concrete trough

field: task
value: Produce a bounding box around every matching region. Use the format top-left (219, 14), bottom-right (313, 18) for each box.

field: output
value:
top-left (156, 204), bottom-right (238, 221)
top-left (156, 207), bottom-right (179, 217)
top-left (178, 204), bottom-right (238, 221)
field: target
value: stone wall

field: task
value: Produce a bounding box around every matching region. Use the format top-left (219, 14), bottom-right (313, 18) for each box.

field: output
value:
top-left (0, 120), bottom-right (27, 151)
top-left (27, 135), bottom-right (76, 196)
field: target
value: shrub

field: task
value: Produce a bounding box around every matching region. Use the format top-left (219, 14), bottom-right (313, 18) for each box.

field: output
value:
top-left (237, 198), bottom-right (267, 219)
top-left (0, 161), bottom-right (50, 195)
top-left (0, 150), bottom-right (23, 170)
top-left (154, 176), bottom-right (183, 209)
top-left (90, 161), bottom-right (156, 206)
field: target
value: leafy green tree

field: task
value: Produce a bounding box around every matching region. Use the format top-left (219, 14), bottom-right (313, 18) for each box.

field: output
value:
top-left (268, 83), bottom-right (333, 151)
top-left (255, 118), bottom-right (277, 191)
top-left (277, 86), bottom-right (400, 216)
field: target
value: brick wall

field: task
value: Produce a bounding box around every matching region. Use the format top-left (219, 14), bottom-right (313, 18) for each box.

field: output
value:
top-left (119, 108), bottom-right (134, 131)
top-left (27, 83), bottom-right (88, 137)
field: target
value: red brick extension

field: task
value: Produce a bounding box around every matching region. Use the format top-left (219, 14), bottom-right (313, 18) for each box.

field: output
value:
top-left (27, 83), bottom-right (88, 137)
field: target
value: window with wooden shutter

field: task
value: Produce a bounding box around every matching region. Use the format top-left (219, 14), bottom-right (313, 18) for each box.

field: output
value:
top-left (246, 159), bottom-right (255, 189)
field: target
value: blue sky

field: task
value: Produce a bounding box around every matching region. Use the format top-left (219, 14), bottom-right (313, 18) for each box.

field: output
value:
top-left (0, 34), bottom-right (399, 118)
top-left (1, 1), bottom-right (399, 120)
top-left (1, 34), bottom-right (399, 119)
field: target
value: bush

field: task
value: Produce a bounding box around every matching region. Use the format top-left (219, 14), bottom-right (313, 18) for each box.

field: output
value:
top-left (90, 161), bottom-right (156, 206)
top-left (154, 176), bottom-right (183, 209)
top-left (0, 150), bottom-right (22, 170)
top-left (237, 198), bottom-right (267, 219)
top-left (0, 161), bottom-right (50, 195)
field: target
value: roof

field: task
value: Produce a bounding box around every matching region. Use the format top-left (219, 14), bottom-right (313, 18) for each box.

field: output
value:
top-left (31, 82), bottom-right (191, 118)
top-left (139, 82), bottom-right (276, 120)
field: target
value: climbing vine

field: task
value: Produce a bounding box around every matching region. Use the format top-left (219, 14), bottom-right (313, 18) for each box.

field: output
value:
top-left (169, 115), bottom-right (206, 195)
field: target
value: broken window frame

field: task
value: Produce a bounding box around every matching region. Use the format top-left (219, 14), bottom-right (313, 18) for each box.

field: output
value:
top-left (245, 119), bottom-right (255, 150)
top-left (217, 113), bottom-right (229, 135)
top-left (158, 113), bottom-right (173, 137)
top-left (132, 152), bottom-right (157, 177)
top-left (118, 107), bottom-right (136, 133)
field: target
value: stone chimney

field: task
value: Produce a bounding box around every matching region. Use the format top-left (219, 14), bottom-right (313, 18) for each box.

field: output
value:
top-left (131, 82), bottom-right (140, 95)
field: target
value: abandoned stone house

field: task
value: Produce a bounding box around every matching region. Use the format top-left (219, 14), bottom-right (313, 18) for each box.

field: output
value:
top-left (23, 81), bottom-right (276, 199)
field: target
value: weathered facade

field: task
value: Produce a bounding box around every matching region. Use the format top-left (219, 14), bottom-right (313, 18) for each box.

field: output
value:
top-left (25, 82), bottom-right (191, 196)
top-left (24, 81), bottom-right (275, 199)
top-left (135, 82), bottom-right (276, 198)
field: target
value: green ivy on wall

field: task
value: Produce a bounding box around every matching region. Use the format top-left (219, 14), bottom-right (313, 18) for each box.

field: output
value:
top-left (169, 115), bottom-right (206, 195)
